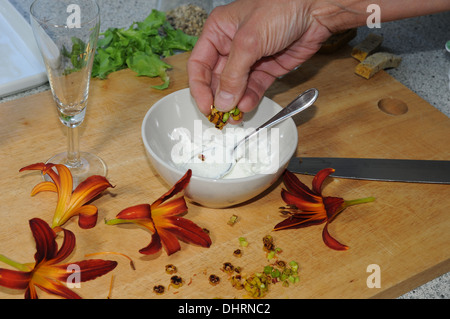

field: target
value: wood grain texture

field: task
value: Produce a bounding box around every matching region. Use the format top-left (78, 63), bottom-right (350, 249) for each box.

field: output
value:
top-left (0, 47), bottom-right (448, 299)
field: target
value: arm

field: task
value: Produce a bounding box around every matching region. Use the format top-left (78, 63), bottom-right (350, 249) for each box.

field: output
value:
top-left (312, 0), bottom-right (450, 31)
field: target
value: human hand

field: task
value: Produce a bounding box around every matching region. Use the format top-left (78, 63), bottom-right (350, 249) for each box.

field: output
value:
top-left (187, 0), bottom-right (332, 120)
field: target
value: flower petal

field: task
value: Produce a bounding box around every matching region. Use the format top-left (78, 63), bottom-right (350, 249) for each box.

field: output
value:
top-left (283, 170), bottom-right (321, 201)
top-left (52, 164), bottom-right (74, 221)
top-left (30, 181), bottom-right (58, 195)
top-left (158, 230), bottom-right (182, 256)
top-left (163, 217), bottom-right (212, 248)
top-left (19, 162), bottom-right (47, 173)
top-left (20, 162), bottom-right (60, 184)
top-left (281, 189), bottom-right (325, 212)
top-left (138, 232), bottom-right (163, 255)
top-left (52, 259), bottom-right (118, 283)
top-left (150, 197), bottom-right (211, 254)
top-left (323, 196), bottom-right (345, 220)
top-left (151, 170), bottom-right (191, 209)
top-left (51, 227), bottom-right (76, 265)
top-left (34, 277), bottom-right (82, 299)
top-left (69, 175), bottom-right (113, 211)
top-left (116, 204), bottom-right (152, 220)
top-left (0, 269), bottom-right (31, 290)
top-left (25, 284), bottom-right (38, 299)
top-left (273, 214), bottom-right (326, 231)
top-left (73, 205), bottom-right (98, 229)
top-left (29, 218), bottom-right (58, 264)
top-left (152, 197), bottom-right (188, 219)
top-left (312, 168), bottom-right (335, 195)
top-left (322, 222), bottom-right (349, 251)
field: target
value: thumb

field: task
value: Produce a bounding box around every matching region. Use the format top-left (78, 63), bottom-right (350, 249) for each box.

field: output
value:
top-left (214, 34), bottom-right (259, 112)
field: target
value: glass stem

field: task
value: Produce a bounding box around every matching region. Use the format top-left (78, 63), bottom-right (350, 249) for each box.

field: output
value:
top-left (66, 126), bottom-right (81, 167)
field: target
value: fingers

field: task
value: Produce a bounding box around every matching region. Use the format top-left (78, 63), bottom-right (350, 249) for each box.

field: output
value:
top-left (213, 26), bottom-right (261, 112)
top-left (187, 37), bottom-right (216, 115)
top-left (188, 6), bottom-right (237, 115)
top-left (189, 1), bottom-right (272, 116)
top-left (238, 68), bottom-right (277, 113)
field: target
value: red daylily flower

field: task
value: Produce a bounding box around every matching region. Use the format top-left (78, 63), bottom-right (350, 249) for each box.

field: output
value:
top-left (20, 163), bottom-right (113, 229)
top-left (0, 218), bottom-right (117, 299)
top-left (274, 169), bottom-right (375, 250)
top-left (105, 170), bottom-right (211, 256)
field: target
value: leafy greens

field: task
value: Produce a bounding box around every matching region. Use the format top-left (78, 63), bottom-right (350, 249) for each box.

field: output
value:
top-left (92, 9), bottom-right (198, 89)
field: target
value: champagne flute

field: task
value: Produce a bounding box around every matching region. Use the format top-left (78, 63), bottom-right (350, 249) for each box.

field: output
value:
top-left (30, 0), bottom-right (106, 187)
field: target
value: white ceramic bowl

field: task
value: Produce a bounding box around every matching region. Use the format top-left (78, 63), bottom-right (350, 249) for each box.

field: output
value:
top-left (141, 88), bottom-right (298, 208)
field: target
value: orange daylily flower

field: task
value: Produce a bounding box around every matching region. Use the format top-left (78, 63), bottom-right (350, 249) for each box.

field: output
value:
top-left (274, 169), bottom-right (375, 250)
top-left (0, 218), bottom-right (117, 299)
top-left (106, 170), bottom-right (212, 256)
top-left (20, 163), bottom-right (113, 229)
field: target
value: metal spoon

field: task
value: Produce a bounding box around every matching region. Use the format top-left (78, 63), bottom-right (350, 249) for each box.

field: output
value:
top-left (185, 88), bottom-right (319, 179)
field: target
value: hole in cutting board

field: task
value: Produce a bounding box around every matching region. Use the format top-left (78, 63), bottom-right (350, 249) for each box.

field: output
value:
top-left (377, 98), bottom-right (408, 115)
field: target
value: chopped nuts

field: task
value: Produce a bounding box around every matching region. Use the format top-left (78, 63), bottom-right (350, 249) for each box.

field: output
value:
top-left (208, 106), bottom-right (243, 129)
top-left (224, 236), bottom-right (300, 298)
top-left (153, 285), bottom-right (165, 295)
top-left (243, 273), bottom-right (271, 298)
top-left (262, 235), bottom-right (275, 252)
top-left (170, 275), bottom-right (184, 288)
top-left (275, 260), bottom-right (286, 269)
top-left (222, 262), bottom-right (234, 274)
top-left (230, 274), bottom-right (244, 290)
top-left (233, 249), bottom-right (243, 258)
top-left (165, 264), bottom-right (177, 274)
top-left (208, 274), bottom-right (220, 286)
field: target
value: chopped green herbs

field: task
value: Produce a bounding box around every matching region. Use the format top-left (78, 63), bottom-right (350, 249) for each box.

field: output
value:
top-left (92, 9), bottom-right (198, 89)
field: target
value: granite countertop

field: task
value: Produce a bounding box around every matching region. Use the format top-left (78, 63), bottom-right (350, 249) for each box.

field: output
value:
top-left (2, 0), bottom-right (449, 299)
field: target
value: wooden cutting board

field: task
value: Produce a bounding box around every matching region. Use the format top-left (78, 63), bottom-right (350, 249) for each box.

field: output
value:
top-left (0, 47), bottom-right (449, 299)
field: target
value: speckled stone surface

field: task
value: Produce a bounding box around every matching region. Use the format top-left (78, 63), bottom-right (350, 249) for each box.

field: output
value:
top-left (349, 11), bottom-right (450, 118)
top-left (2, 0), bottom-right (449, 299)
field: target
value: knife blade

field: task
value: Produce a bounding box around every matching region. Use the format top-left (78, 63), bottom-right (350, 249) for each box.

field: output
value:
top-left (287, 157), bottom-right (450, 184)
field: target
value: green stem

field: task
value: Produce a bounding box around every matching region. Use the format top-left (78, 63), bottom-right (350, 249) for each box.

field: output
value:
top-left (0, 254), bottom-right (30, 272)
top-left (344, 197), bottom-right (376, 207)
top-left (104, 218), bottom-right (132, 226)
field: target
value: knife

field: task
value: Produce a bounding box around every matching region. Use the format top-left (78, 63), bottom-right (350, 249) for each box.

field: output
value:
top-left (287, 157), bottom-right (450, 184)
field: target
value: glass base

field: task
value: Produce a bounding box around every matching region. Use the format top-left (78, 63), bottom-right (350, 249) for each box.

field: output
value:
top-left (45, 151), bottom-right (107, 188)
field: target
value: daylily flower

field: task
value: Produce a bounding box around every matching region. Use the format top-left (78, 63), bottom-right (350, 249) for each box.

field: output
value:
top-left (20, 163), bottom-right (113, 229)
top-left (0, 218), bottom-right (117, 299)
top-left (106, 170), bottom-right (212, 256)
top-left (274, 169), bottom-right (375, 250)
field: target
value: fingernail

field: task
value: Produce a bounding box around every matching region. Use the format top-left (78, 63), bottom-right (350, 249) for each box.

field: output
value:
top-left (214, 90), bottom-right (235, 111)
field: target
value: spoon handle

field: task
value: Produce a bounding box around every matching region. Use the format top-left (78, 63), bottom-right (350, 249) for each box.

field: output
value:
top-left (236, 88), bottom-right (318, 149)
top-left (257, 88), bottom-right (318, 131)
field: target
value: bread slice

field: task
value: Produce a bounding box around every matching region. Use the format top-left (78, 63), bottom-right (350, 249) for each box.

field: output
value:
top-left (351, 33), bottom-right (384, 62)
top-left (355, 52), bottom-right (402, 79)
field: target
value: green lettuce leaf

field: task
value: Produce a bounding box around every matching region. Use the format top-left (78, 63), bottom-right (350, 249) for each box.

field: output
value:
top-left (92, 9), bottom-right (198, 89)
